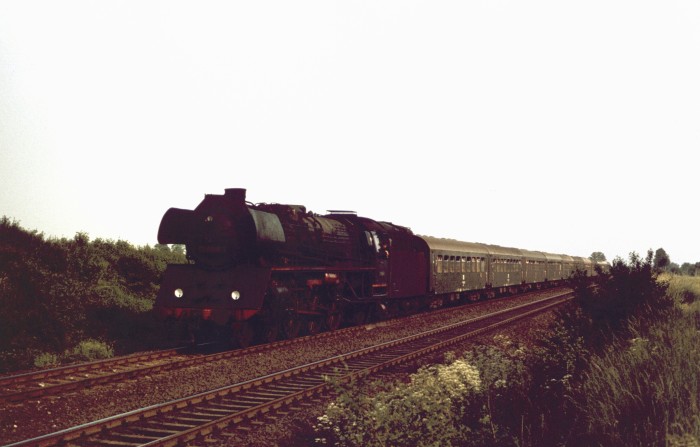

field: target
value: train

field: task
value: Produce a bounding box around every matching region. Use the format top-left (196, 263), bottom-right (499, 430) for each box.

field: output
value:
top-left (155, 188), bottom-right (607, 346)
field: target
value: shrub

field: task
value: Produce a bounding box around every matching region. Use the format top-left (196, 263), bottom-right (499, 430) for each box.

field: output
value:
top-left (33, 352), bottom-right (59, 368)
top-left (315, 338), bottom-right (534, 447)
top-left (572, 251), bottom-right (671, 349)
top-left (315, 359), bottom-right (483, 447)
top-left (0, 218), bottom-right (186, 371)
top-left (64, 339), bottom-right (114, 362)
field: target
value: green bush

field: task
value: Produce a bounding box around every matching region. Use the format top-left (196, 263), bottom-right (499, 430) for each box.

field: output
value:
top-left (316, 358), bottom-right (483, 447)
top-left (315, 338), bottom-right (533, 447)
top-left (64, 339), bottom-right (114, 362)
top-left (573, 251), bottom-right (671, 349)
top-left (33, 352), bottom-right (59, 368)
top-left (0, 217), bottom-right (186, 372)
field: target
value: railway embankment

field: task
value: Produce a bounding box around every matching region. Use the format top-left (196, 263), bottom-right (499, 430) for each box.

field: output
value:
top-left (0, 290), bottom-right (563, 444)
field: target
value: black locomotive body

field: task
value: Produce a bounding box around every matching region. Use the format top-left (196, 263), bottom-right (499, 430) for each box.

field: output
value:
top-left (156, 188), bottom-right (430, 344)
top-left (155, 188), bottom-right (607, 346)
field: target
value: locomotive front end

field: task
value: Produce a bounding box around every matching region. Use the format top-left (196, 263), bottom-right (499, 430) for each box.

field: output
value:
top-left (154, 188), bottom-right (284, 331)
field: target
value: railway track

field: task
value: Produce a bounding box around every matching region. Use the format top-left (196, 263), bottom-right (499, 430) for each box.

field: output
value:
top-left (0, 288), bottom-right (566, 405)
top-left (0, 348), bottom-right (190, 404)
top-left (5, 291), bottom-right (572, 447)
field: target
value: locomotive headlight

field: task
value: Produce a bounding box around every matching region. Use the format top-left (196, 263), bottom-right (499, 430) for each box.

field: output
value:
top-left (174, 288), bottom-right (184, 298)
top-left (231, 290), bottom-right (241, 301)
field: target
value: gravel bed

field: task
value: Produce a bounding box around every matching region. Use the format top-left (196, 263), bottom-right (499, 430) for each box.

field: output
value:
top-left (0, 289), bottom-right (566, 444)
top-left (201, 308), bottom-right (561, 447)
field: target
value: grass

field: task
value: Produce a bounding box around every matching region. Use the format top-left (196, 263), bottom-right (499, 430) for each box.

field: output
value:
top-left (576, 275), bottom-right (700, 446)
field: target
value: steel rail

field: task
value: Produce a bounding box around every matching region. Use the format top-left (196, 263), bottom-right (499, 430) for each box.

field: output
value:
top-left (0, 348), bottom-right (189, 403)
top-left (1, 288), bottom-right (566, 404)
top-left (3, 291), bottom-right (572, 447)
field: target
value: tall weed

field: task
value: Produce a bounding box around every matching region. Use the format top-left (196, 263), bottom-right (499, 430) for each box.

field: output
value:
top-left (576, 282), bottom-right (700, 445)
top-left (661, 273), bottom-right (700, 305)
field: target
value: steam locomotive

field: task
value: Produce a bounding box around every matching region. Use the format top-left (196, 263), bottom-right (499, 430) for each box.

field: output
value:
top-left (155, 188), bottom-right (605, 346)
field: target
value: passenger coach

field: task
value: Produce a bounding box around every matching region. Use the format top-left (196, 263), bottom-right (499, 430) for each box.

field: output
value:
top-left (417, 235), bottom-right (604, 302)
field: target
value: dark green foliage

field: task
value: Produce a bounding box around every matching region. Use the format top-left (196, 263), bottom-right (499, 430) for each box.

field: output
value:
top-left (679, 262), bottom-right (697, 276)
top-left (528, 252), bottom-right (676, 445)
top-left (525, 303), bottom-right (590, 446)
top-left (572, 251), bottom-right (670, 348)
top-left (0, 217), bottom-right (187, 372)
top-left (589, 251), bottom-right (606, 262)
top-left (653, 247), bottom-right (670, 272)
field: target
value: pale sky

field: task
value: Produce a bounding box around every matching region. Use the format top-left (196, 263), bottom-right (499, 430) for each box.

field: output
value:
top-left (1, 1), bottom-right (699, 265)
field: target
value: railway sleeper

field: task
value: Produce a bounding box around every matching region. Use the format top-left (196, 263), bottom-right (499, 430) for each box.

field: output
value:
top-left (207, 401), bottom-right (249, 411)
top-left (216, 399), bottom-right (255, 410)
top-left (235, 394), bottom-right (278, 405)
top-left (145, 420), bottom-right (198, 430)
top-left (172, 415), bottom-right (217, 424)
top-left (89, 438), bottom-right (144, 447)
top-left (223, 396), bottom-right (269, 407)
top-left (128, 426), bottom-right (181, 437)
top-left (265, 383), bottom-right (308, 392)
top-left (179, 409), bottom-right (228, 419)
top-left (109, 432), bottom-right (164, 443)
top-left (243, 389), bottom-right (292, 398)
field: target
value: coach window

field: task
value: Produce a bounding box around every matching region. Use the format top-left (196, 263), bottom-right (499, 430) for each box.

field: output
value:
top-left (448, 256), bottom-right (454, 273)
top-left (436, 255), bottom-right (443, 274)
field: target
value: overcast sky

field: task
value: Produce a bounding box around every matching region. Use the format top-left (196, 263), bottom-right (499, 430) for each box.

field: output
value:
top-left (1, 1), bottom-right (698, 265)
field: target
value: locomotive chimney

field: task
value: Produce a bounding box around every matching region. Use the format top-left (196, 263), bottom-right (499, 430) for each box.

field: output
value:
top-left (224, 188), bottom-right (246, 203)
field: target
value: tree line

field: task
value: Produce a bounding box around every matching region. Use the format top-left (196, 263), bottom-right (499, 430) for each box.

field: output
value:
top-left (591, 248), bottom-right (700, 276)
top-left (0, 217), bottom-right (186, 372)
